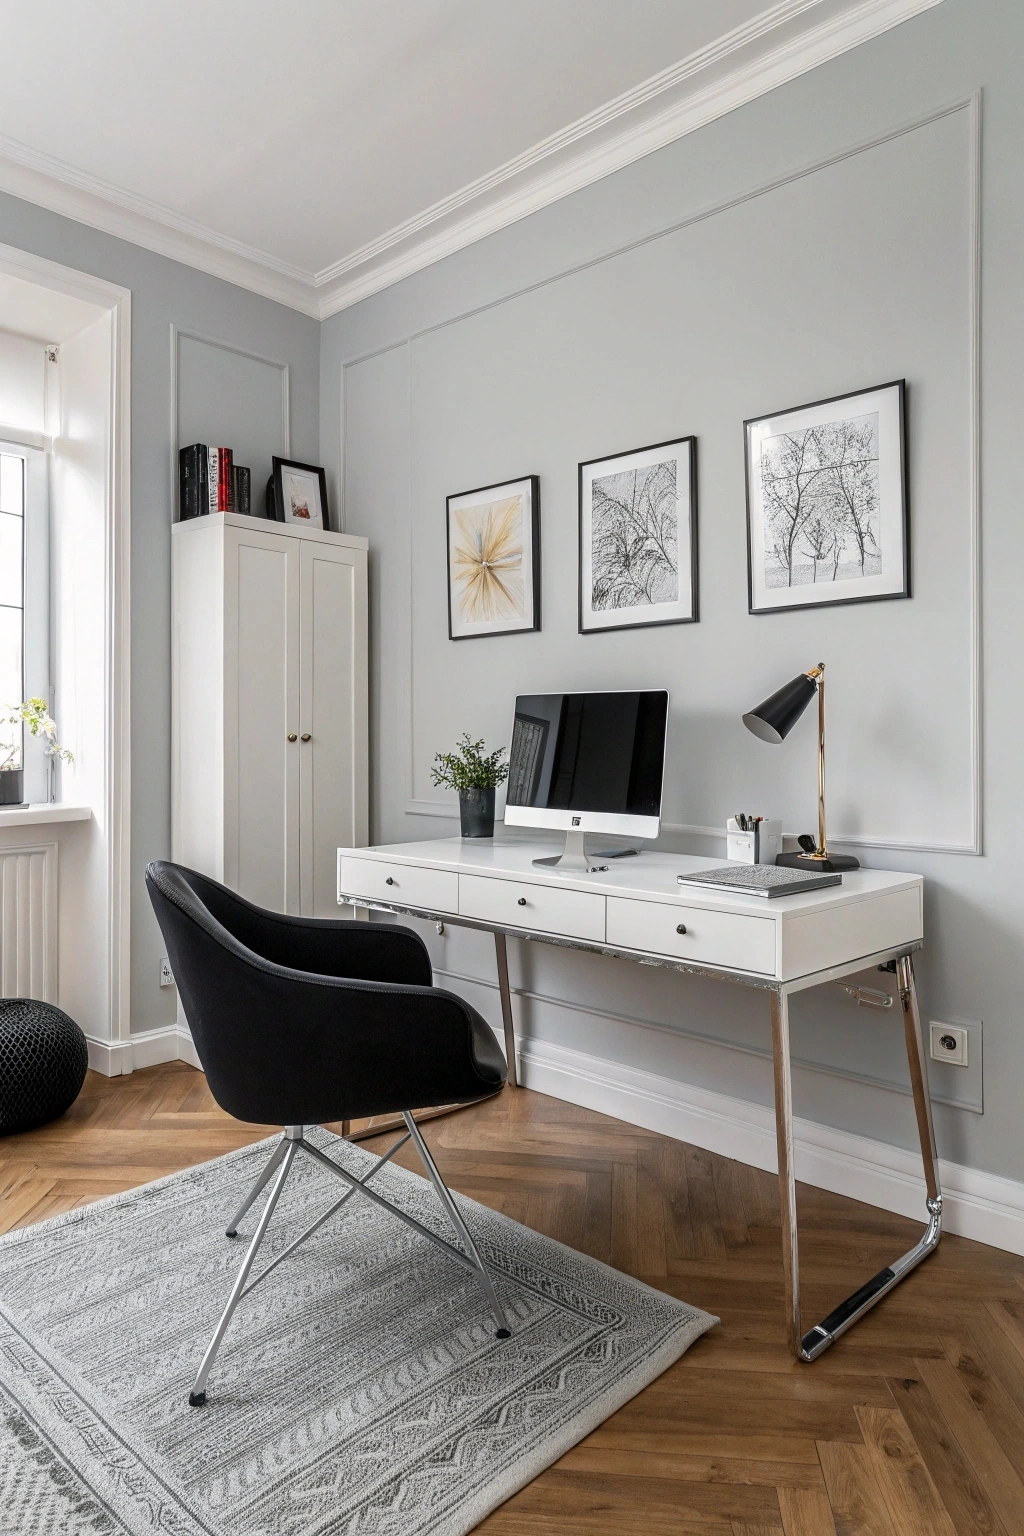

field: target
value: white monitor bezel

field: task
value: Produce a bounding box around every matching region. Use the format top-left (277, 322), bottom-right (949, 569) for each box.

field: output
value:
top-left (503, 688), bottom-right (669, 841)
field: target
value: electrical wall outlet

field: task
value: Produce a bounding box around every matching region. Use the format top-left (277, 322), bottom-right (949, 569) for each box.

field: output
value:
top-left (159, 957), bottom-right (175, 988)
top-left (930, 1021), bottom-right (968, 1067)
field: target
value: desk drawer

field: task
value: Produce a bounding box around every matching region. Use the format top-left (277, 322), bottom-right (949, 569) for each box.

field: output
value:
top-left (338, 856), bottom-right (458, 914)
top-left (606, 896), bottom-right (776, 975)
top-left (459, 873), bottom-right (605, 943)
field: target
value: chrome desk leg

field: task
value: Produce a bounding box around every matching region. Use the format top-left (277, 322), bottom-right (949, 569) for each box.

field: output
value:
top-left (494, 932), bottom-right (518, 1089)
top-left (772, 954), bottom-right (943, 1363)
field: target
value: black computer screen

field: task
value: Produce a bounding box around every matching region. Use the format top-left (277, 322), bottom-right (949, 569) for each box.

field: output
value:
top-left (506, 691), bottom-right (668, 817)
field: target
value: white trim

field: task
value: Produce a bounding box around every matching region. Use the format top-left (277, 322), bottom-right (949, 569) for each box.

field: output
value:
top-left (0, 241), bottom-right (132, 1051)
top-left (317, 0), bottom-right (943, 316)
top-left (0, 132), bottom-right (318, 316)
top-left (517, 1035), bottom-right (1024, 1257)
top-left (85, 1024), bottom-right (201, 1075)
top-left (393, 93), bottom-right (982, 857)
top-left (0, 2), bottom-right (939, 317)
top-left (168, 325), bottom-right (291, 521)
top-left (0, 803), bottom-right (90, 828)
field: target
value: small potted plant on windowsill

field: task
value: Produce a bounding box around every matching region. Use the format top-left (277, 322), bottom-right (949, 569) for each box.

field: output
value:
top-left (431, 733), bottom-right (509, 839)
top-left (0, 698), bottom-right (73, 807)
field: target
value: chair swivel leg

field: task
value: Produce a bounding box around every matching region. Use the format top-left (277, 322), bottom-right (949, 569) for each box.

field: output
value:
top-left (224, 1138), bottom-right (287, 1237)
top-left (190, 1141), bottom-right (297, 1406)
top-left (403, 1112), bottom-right (511, 1338)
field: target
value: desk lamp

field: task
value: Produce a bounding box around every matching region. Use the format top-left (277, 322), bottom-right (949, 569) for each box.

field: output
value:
top-left (742, 662), bottom-right (859, 872)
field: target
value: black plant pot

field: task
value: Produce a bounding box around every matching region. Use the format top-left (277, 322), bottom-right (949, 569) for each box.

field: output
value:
top-left (0, 768), bottom-right (25, 807)
top-left (459, 786), bottom-right (495, 838)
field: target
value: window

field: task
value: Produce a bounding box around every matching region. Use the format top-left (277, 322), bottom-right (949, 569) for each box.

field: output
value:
top-left (0, 452), bottom-right (24, 769)
top-left (0, 444), bottom-right (50, 799)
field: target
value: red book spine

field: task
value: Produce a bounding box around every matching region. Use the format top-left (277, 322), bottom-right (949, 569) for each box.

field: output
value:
top-left (217, 448), bottom-right (234, 511)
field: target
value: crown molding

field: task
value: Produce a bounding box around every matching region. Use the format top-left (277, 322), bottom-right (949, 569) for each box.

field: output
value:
top-left (0, 133), bottom-right (320, 316)
top-left (0, 0), bottom-right (942, 320)
top-left (314, 0), bottom-right (943, 318)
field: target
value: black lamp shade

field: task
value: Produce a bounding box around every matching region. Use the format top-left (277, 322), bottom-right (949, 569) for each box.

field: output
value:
top-left (742, 673), bottom-right (817, 744)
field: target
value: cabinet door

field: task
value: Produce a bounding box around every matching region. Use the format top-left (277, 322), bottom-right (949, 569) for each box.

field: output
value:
top-left (298, 539), bottom-right (368, 915)
top-left (225, 528), bottom-right (301, 913)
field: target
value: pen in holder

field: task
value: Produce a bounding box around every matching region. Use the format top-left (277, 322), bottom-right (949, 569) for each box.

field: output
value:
top-left (727, 816), bottom-right (782, 864)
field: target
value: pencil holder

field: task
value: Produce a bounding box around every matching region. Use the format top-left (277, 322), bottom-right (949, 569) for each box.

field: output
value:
top-left (726, 818), bottom-right (782, 864)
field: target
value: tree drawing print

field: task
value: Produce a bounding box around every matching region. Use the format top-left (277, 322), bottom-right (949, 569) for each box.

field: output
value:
top-left (591, 460), bottom-right (679, 610)
top-left (760, 412), bottom-right (881, 588)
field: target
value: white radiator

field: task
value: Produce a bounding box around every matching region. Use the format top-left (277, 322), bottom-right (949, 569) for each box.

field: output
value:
top-left (0, 843), bottom-right (57, 1001)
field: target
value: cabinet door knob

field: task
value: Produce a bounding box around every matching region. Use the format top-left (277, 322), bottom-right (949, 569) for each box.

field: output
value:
top-left (300, 733), bottom-right (311, 742)
top-left (385, 876), bottom-right (395, 886)
top-left (518, 896), bottom-right (527, 906)
top-left (287, 733), bottom-right (297, 742)
top-left (676, 923), bottom-right (687, 935)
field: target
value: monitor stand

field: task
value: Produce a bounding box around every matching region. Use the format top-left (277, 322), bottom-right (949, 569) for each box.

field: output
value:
top-left (532, 829), bottom-right (611, 874)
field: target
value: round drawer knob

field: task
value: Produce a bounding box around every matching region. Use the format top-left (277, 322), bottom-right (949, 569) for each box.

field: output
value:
top-left (385, 877), bottom-right (395, 886)
top-left (287, 733), bottom-right (297, 742)
top-left (676, 923), bottom-right (687, 935)
top-left (518, 897), bottom-right (527, 906)
top-left (300, 733), bottom-right (312, 742)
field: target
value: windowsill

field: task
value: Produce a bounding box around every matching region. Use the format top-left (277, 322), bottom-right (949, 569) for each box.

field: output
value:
top-left (0, 802), bottom-right (91, 828)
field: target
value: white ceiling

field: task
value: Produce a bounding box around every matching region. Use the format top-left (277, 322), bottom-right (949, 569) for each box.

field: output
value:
top-left (0, 0), bottom-right (940, 316)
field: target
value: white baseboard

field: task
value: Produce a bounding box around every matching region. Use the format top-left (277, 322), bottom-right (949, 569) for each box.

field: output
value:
top-left (517, 1036), bottom-right (1024, 1258)
top-left (85, 1025), bottom-right (200, 1076)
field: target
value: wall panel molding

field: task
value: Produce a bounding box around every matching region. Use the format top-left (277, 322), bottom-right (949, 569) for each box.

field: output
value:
top-left (169, 325), bottom-right (290, 520)
top-left (342, 94), bottom-right (982, 857)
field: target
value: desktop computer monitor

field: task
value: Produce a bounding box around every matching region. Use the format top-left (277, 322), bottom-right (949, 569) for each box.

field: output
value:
top-left (505, 690), bottom-right (668, 867)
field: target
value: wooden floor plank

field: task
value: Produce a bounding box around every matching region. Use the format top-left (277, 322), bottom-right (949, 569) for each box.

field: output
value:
top-left (855, 1405), bottom-right (958, 1536)
top-left (3, 1064), bottom-right (1022, 1536)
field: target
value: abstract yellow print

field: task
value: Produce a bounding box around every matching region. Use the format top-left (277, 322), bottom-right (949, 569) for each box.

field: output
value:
top-left (451, 495), bottom-right (524, 623)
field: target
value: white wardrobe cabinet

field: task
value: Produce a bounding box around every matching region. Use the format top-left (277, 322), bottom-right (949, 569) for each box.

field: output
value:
top-left (172, 513), bottom-right (368, 917)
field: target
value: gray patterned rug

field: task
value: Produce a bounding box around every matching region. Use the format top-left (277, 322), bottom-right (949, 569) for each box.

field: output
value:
top-left (0, 1128), bottom-right (716, 1535)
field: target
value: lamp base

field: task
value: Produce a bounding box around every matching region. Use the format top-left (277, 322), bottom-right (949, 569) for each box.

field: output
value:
top-left (776, 851), bottom-right (860, 872)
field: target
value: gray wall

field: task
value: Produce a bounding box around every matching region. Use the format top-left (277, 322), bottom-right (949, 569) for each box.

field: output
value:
top-left (322, 0), bottom-right (1024, 1184)
top-left (0, 192), bottom-right (321, 1036)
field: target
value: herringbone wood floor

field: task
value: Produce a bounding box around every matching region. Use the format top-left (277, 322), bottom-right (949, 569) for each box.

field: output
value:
top-left (3, 1063), bottom-right (1024, 1534)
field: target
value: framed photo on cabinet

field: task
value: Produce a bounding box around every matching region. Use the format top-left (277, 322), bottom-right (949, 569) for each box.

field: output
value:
top-left (578, 436), bottom-right (698, 633)
top-left (744, 380), bottom-right (908, 615)
top-left (445, 474), bottom-right (540, 640)
top-left (272, 457), bottom-right (330, 531)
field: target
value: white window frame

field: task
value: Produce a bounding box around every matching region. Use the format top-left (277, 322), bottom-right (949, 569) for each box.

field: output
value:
top-left (0, 438), bottom-right (50, 803)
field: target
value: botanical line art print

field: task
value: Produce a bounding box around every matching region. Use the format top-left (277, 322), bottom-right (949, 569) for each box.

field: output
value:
top-left (745, 382), bottom-right (907, 614)
top-left (578, 438), bottom-right (697, 633)
top-left (759, 412), bottom-right (880, 589)
top-left (590, 460), bottom-right (680, 611)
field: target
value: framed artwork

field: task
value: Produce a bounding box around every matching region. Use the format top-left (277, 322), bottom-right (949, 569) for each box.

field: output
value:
top-left (578, 436), bottom-right (698, 634)
top-left (445, 475), bottom-right (540, 640)
top-left (272, 457), bottom-right (329, 531)
top-left (744, 380), bottom-right (908, 615)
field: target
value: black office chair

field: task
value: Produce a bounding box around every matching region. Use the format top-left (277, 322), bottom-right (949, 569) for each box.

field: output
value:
top-left (145, 860), bottom-right (510, 1407)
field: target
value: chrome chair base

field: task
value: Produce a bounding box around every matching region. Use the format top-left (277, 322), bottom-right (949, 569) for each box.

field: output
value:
top-left (189, 1116), bottom-right (510, 1407)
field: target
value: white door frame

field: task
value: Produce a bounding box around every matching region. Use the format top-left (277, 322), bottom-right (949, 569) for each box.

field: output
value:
top-left (0, 239), bottom-right (132, 1050)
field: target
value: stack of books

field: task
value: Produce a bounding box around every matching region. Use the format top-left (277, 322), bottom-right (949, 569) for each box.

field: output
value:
top-left (178, 445), bottom-right (251, 520)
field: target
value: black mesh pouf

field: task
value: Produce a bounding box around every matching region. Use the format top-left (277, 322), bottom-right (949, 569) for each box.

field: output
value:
top-left (0, 999), bottom-right (89, 1134)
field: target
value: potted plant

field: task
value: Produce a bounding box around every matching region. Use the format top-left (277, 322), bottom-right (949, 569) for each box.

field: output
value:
top-left (0, 698), bottom-right (73, 807)
top-left (431, 733), bottom-right (509, 838)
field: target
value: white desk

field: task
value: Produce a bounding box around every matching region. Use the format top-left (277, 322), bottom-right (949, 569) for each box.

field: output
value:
top-left (337, 836), bottom-right (941, 1362)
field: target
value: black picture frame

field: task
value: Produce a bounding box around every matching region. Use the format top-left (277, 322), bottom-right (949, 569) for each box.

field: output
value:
top-left (577, 436), bottom-right (698, 634)
top-left (445, 474), bottom-right (541, 641)
top-left (271, 456), bottom-right (330, 532)
top-left (744, 379), bottom-right (909, 616)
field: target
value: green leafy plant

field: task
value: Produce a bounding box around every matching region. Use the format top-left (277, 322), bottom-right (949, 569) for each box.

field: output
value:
top-left (431, 732), bottom-right (509, 792)
top-left (0, 697), bottom-right (74, 772)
